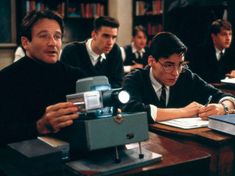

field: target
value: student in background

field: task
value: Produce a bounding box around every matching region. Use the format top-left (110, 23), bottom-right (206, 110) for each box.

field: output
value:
top-left (121, 25), bottom-right (150, 73)
top-left (122, 32), bottom-right (235, 123)
top-left (188, 19), bottom-right (235, 83)
top-left (60, 16), bottom-right (124, 88)
top-left (0, 10), bottom-right (85, 145)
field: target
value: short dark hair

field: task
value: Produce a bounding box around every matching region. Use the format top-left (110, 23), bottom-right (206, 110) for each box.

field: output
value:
top-left (132, 25), bottom-right (147, 37)
top-left (210, 19), bottom-right (232, 35)
top-left (150, 32), bottom-right (187, 61)
top-left (20, 9), bottom-right (64, 41)
top-left (93, 16), bottom-right (119, 31)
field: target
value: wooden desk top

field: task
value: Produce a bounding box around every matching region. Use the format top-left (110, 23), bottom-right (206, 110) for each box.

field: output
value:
top-left (211, 82), bottom-right (235, 95)
top-left (150, 123), bottom-right (234, 146)
top-left (119, 132), bottom-right (210, 176)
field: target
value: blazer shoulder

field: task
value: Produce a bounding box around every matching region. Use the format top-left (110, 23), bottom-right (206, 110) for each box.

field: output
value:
top-left (63, 41), bottom-right (86, 52)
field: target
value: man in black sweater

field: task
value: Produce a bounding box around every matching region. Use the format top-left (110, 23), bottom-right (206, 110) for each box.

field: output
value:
top-left (0, 10), bottom-right (86, 145)
top-left (123, 32), bottom-right (235, 123)
top-left (60, 16), bottom-right (124, 88)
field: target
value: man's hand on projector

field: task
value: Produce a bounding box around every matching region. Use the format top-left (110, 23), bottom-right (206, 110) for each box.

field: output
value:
top-left (36, 102), bottom-right (79, 134)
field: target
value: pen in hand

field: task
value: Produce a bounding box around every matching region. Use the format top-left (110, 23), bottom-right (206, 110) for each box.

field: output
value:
top-left (205, 95), bottom-right (212, 107)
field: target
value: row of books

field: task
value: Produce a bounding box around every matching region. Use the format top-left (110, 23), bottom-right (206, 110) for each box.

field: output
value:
top-left (24, 1), bottom-right (105, 18)
top-left (135, 0), bottom-right (163, 16)
top-left (67, 3), bottom-right (105, 18)
top-left (25, 0), bottom-right (65, 17)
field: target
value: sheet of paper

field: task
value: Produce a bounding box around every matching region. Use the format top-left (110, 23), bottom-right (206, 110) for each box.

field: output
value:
top-left (158, 117), bottom-right (208, 129)
top-left (221, 77), bottom-right (235, 84)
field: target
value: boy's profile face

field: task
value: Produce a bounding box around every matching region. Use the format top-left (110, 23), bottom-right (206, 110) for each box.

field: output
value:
top-left (21, 18), bottom-right (62, 64)
top-left (92, 26), bottom-right (118, 55)
top-left (212, 28), bottom-right (232, 50)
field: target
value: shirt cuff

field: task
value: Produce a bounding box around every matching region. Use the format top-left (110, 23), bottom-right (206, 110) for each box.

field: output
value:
top-left (124, 66), bottom-right (132, 73)
top-left (150, 104), bottom-right (158, 121)
top-left (219, 96), bottom-right (235, 107)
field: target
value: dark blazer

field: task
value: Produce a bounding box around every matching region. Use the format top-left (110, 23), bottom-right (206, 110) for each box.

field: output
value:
top-left (60, 41), bottom-right (124, 88)
top-left (122, 66), bottom-right (230, 123)
top-left (0, 56), bottom-right (85, 145)
top-left (188, 41), bottom-right (235, 83)
top-left (123, 45), bottom-right (149, 66)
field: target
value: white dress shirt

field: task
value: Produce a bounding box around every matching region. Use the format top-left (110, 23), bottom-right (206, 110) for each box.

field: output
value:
top-left (86, 38), bottom-right (106, 66)
top-left (215, 47), bottom-right (225, 61)
top-left (121, 42), bottom-right (146, 73)
top-left (149, 67), bottom-right (169, 121)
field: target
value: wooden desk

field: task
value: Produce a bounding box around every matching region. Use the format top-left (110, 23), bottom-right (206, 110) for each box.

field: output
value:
top-left (118, 132), bottom-right (210, 176)
top-left (0, 133), bottom-right (210, 176)
top-left (150, 124), bottom-right (235, 176)
top-left (212, 82), bottom-right (235, 95)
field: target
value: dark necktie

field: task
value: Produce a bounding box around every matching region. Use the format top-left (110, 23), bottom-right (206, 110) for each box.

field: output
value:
top-left (95, 56), bottom-right (102, 71)
top-left (219, 52), bottom-right (224, 61)
top-left (137, 51), bottom-right (141, 59)
top-left (159, 85), bottom-right (166, 107)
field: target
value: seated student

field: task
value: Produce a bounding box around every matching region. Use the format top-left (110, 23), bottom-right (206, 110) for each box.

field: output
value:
top-left (188, 19), bottom-right (235, 83)
top-left (0, 10), bottom-right (86, 145)
top-left (60, 16), bottom-right (124, 88)
top-left (122, 32), bottom-right (235, 123)
top-left (121, 25), bottom-right (150, 73)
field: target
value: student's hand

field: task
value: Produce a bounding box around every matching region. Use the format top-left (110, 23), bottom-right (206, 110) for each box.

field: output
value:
top-left (36, 102), bottom-right (79, 134)
top-left (225, 70), bottom-right (235, 78)
top-left (198, 103), bottom-right (224, 120)
top-left (182, 102), bottom-right (203, 117)
top-left (131, 61), bottom-right (144, 70)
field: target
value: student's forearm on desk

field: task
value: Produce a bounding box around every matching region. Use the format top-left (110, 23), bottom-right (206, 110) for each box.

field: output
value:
top-left (155, 108), bottom-right (196, 122)
top-left (151, 102), bottom-right (203, 122)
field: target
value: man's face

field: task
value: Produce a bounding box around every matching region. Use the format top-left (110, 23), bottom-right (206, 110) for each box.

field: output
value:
top-left (21, 18), bottom-right (62, 64)
top-left (133, 31), bottom-right (147, 50)
top-left (92, 26), bottom-right (118, 54)
top-left (149, 53), bottom-right (186, 86)
top-left (211, 28), bottom-right (232, 50)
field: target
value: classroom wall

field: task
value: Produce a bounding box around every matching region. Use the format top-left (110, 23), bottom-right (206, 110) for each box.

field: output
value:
top-left (0, 48), bottom-right (15, 69)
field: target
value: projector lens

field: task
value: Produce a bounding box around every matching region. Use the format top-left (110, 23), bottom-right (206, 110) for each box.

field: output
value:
top-left (118, 91), bottom-right (130, 104)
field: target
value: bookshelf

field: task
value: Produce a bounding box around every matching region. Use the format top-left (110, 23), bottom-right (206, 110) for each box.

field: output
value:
top-left (16, 0), bottom-right (108, 43)
top-left (133, 0), bottom-right (164, 41)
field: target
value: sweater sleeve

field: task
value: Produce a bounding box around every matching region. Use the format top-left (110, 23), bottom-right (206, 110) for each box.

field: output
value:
top-left (108, 44), bottom-right (124, 88)
top-left (122, 70), bottom-right (154, 123)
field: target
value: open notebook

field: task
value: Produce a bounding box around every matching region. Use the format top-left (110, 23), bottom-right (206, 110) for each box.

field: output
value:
top-left (158, 117), bottom-right (208, 129)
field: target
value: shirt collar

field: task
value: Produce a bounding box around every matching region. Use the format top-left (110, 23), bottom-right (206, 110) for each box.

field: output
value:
top-left (215, 47), bottom-right (225, 61)
top-left (131, 42), bottom-right (145, 54)
top-left (149, 67), bottom-right (169, 92)
top-left (215, 47), bottom-right (225, 55)
top-left (86, 38), bottom-right (106, 62)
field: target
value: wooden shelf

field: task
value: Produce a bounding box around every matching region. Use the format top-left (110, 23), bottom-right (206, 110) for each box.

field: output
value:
top-left (133, 0), bottom-right (164, 40)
